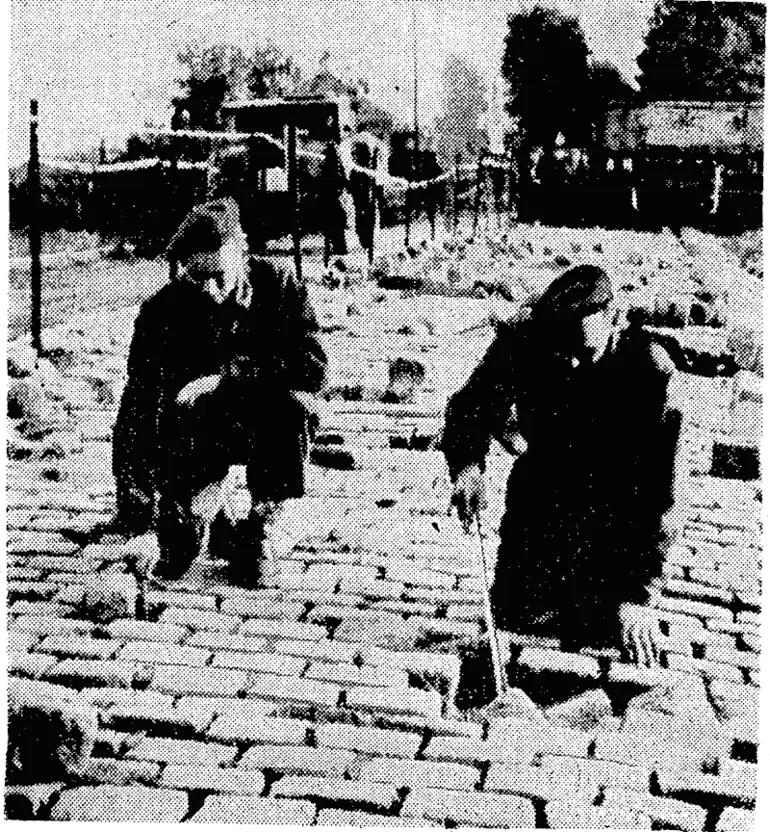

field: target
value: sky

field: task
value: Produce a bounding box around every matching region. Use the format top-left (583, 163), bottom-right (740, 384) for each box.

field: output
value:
top-left (7, 0), bottom-right (659, 165)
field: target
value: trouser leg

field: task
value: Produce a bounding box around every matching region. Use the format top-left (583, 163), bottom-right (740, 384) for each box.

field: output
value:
top-left (154, 491), bottom-right (201, 581)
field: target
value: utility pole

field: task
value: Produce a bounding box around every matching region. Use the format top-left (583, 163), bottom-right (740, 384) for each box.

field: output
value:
top-left (28, 100), bottom-right (42, 353)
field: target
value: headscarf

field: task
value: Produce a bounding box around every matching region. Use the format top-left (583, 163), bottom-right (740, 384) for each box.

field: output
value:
top-left (531, 264), bottom-right (614, 322)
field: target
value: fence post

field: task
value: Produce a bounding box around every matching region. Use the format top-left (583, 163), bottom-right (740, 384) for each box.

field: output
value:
top-left (472, 151), bottom-right (484, 238)
top-left (453, 153), bottom-right (461, 233)
top-left (287, 122), bottom-right (302, 281)
top-left (28, 99), bottom-right (43, 354)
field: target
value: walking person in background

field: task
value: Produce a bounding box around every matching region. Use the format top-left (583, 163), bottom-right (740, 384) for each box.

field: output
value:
top-left (442, 264), bottom-right (682, 666)
top-left (112, 197), bottom-right (327, 587)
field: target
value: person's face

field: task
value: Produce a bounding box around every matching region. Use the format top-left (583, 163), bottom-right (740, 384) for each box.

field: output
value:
top-left (577, 305), bottom-right (616, 359)
top-left (187, 236), bottom-right (246, 301)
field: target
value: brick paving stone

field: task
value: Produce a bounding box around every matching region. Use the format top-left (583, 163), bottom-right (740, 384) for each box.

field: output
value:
top-left (305, 661), bottom-right (409, 688)
top-left (401, 787), bottom-right (536, 828)
top-left (50, 785), bottom-right (188, 822)
top-left (106, 619), bottom-right (187, 643)
top-left (315, 723), bottom-right (422, 758)
top-left (238, 745), bottom-right (356, 776)
top-left (607, 662), bottom-right (691, 687)
top-left (334, 619), bottom-right (420, 647)
top-left (211, 651), bottom-right (306, 675)
top-left (8, 650), bottom-right (60, 679)
top-left (425, 718), bottom-right (486, 740)
top-left (664, 577), bottom-right (734, 605)
top-left (185, 631), bottom-right (270, 652)
top-left (358, 758), bottom-right (479, 791)
top-left (666, 653), bottom-right (744, 683)
top-left (117, 641), bottom-right (211, 666)
top-left (36, 635), bottom-right (121, 660)
top-left (104, 703), bottom-right (213, 734)
top-left (160, 765), bottom-right (266, 794)
top-left (517, 647), bottom-right (601, 678)
top-left (126, 737), bottom-right (237, 767)
top-left (545, 799), bottom-right (652, 829)
top-left (239, 619), bottom-right (327, 640)
top-left (602, 787), bottom-right (708, 832)
top-left (487, 720), bottom-right (593, 758)
top-left (220, 598), bottom-right (306, 619)
top-left (653, 596), bottom-right (733, 621)
top-left (423, 736), bottom-right (537, 766)
top-left (338, 578), bottom-right (405, 600)
top-left (656, 765), bottom-right (756, 804)
top-left (208, 715), bottom-right (312, 746)
top-left (42, 659), bottom-right (140, 688)
top-left (159, 608), bottom-right (241, 633)
top-left (79, 758), bottom-right (162, 786)
top-left (717, 807), bottom-right (755, 832)
top-left (7, 631), bottom-right (40, 652)
top-left (271, 776), bottom-right (399, 810)
top-left (10, 615), bottom-right (95, 636)
top-left (145, 591), bottom-right (218, 611)
top-left (76, 687), bottom-right (173, 709)
top-left (8, 600), bottom-right (76, 618)
top-left (703, 645), bottom-right (760, 670)
top-left (541, 755), bottom-right (650, 792)
top-left (345, 685), bottom-right (442, 718)
top-left (273, 638), bottom-right (361, 663)
top-left (189, 794), bottom-right (316, 824)
top-left (317, 808), bottom-right (440, 827)
top-left (175, 696), bottom-right (278, 725)
top-left (149, 666), bottom-right (249, 697)
top-left (485, 762), bottom-right (586, 802)
top-left (246, 674), bottom-right (341, 707)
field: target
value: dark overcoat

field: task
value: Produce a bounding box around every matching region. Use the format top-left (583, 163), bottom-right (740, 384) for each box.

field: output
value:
top-left (113, 257), bottom-right (327, 519)
top-left (442, 318), bottom-right (681, 645)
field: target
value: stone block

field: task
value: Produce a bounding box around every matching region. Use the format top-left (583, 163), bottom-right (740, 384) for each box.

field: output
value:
top-left (273, 638), bottom-right (361, 663)
top-left (106, 619), bottom-right (187, 643)
top-left (544, 688), bottom-right (613, 731)
top-left (208, 716), bottom-right (311, 746)
top-left (36, 635), bottom-right (121, 660)
top-left (545, 799), bottom-right (652, 829)
top-left (159, 608), bottom-right (241, 633)
top-left (239, 619), bottom-right (327, 640)
top-left (149, 665), bottom-right (249, 697)
top-left (220, 598), bottom-right (305, 619)
top-left (118, 641), bottom-right (211, 666)
top-left (517, 647), bottom-right (601, 679)
top-left (358, 758), bottom-right (479, 791)
top-left (75, 687), bottom-right (172, 709)
top-left (185, 631), bottom-right (270, 652)
top-left (126, 737), bottom-right (237, 767)
top-left (305, 662), bottom-right (409, 688)
top-left (7, 652), bottom-right (58, 679)
top-left (175, 696), bottom-right (277, 725)
top-left (487, 720), bottom-right (593, 758)
top-left (666, 653), bottom-right (744, 683)
top-left (603, 787), bottom-right (708, 832)
top-left (541, 754), bottom-right (650, 793)
top-left (717, 807), bottom-right (755, 832)
top-left (656, 765), bottom-right (756, 805)
top-left (317, 808), bottom-right (440, 827)
top-left (238, 745), bottom-right (356, 777)
top-left (104, 703), bottom-right (213, 735)
top-left (246, 674), bottom-right (341, 708)
top-left (49, 786), bottom-right (188, 823)
top-left (79, 758), bottom-right (162, 786)
top-left (422, 737), bottom-right (537, 766)
top-left (315, 723), bottom-right (422, 758)
top-left (211, 651), bottom-right (306, 675)
top-left (401, 787), bottom-right (536, 828)
top-left (486, 762), bottom-right (586, 802)
top-left (10, 615), bottom-right (94, 636)
top-left (42, 659), bottom-right (140, 688)
top-left (145, 590), bottom-right (217, 611)
top-left (189, 795), bottom-right (316, 824)
top-left (160, 766), bottom-right (266, 794)
top-left (271, 776), bottom-right (399, 811)
top-left (345, 685), bottom-right (442, 718)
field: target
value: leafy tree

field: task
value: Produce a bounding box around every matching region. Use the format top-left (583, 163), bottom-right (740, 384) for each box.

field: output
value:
top-left (586, 60), bottom-right (637, 141)
top-left (173, 42), bottom-right (300, 130)
top-left (433, 54), bottom-right (489, 166)
top-left (501, 5), bottom-right (592, 147)
top-left (637, 1), bottom-right (765, 102)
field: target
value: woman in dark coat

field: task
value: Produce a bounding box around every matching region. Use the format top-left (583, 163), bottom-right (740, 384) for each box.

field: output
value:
top-left (112, 197), bottom-right (327, 585)
top-left (442, 265), bottom-right (681, 664)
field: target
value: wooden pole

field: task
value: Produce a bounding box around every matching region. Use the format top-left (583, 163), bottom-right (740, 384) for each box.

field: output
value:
top-left (472, 151), bottom-right (484, 238)
top-left (287, 122), bottom-right (302, 280)
top-left (28, 100), bottom-right (43, 354)
top-left (453, 153), bottom-right (461, 233)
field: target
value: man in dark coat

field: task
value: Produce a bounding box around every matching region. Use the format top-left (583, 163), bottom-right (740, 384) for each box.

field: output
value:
top-left (443, 265), bottom-right (681, 665)
top-left (112, 197), bottom-right (327, 585)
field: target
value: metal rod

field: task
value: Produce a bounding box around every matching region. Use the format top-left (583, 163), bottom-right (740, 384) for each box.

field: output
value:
top-left (475, 515), bottom-right (506, 699)
top-left (287, 122), bottom-right (302, 280)
top-left (28, 99), bottom-right (42, 354)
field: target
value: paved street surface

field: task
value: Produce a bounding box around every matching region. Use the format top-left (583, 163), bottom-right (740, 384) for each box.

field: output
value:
top-left (6, 226), bottom-right (760, 827)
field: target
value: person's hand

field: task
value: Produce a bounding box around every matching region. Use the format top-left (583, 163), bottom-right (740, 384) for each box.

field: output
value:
top-left (176, 374), bottom-right (221, 407)
top-left (619, 603), bottom-right (661, 668)
top-left (451, 464), bottom-right (486, 533)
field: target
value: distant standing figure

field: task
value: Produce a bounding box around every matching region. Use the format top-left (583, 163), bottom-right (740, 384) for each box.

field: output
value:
top-left (112, 197), bottom-right (327, 586)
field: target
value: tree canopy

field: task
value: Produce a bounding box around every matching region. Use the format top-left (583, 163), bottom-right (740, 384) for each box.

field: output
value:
top-left (173, 42), bottom-right (300, 130)
top-left (636, 1), bottom-right (765, 102)
top-left (501, 5), bottom-right (593, 147)
top-left (433, 54), bottom-right (489, 166)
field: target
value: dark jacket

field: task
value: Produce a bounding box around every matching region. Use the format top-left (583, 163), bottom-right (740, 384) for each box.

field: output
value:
top-left (113, 257), bottom-right (326, 511)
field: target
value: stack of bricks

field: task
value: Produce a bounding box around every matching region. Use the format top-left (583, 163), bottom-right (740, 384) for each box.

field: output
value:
top-left (6, 246), bottom-right (760, 828)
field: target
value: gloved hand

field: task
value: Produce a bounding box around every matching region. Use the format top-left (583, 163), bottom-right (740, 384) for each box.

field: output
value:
top-left (176, 374), bottom-right (221, 407)
top-left (619, 602), bottom-right (661, 668)
top-left (451, 464), bottom-right (486, 533)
